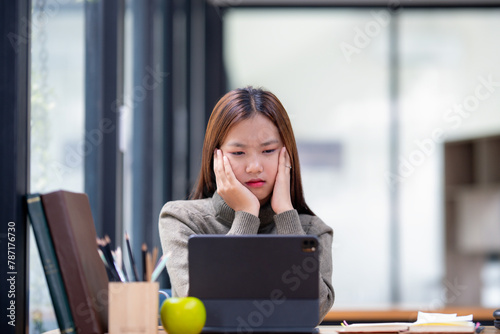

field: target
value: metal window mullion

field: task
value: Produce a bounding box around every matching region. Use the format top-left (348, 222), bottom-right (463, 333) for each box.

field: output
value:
top-left (0, 1), bottom-right (31, 333)
top-left (85, 0), bottom-right (124, 244)
top-left (131, 0), bottom-right (156, 274)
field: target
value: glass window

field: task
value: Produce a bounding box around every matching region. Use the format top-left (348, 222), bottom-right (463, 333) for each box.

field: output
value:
top-left (224, 7), bottom-right (500, 309)
top-left (399, 9), bottom-right (500, 308)
top-left (30, 1), bottom-right (85, 331)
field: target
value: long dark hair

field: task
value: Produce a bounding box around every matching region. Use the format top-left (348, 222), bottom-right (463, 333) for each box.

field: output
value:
top-left (191, 86), bottom-right (314, 215)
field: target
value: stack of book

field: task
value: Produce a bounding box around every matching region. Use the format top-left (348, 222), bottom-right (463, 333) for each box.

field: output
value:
top-left (340, 312), bottom-right (476, 334)
top-left (27, 191), bottom-right (110, 334)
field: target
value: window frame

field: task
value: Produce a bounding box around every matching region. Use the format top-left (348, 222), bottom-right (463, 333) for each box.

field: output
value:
top-left (2, 1), bottom-right (500, 332)
top-left (0, 1), bottom-right (31, 333)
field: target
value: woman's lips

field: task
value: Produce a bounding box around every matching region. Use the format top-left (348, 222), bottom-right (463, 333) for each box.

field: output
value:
top-left (246, 179), bottom-right (265, 187)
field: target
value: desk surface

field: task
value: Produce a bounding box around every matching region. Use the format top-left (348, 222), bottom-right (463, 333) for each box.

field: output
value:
top-left (324, 308), bottom-right (498, 323)
top-left (320, 327), bottom-right (500, 334)
top-left (43, 326), bottom-right (500, 334)
top-left (42, 307), bottom-right (499, 334)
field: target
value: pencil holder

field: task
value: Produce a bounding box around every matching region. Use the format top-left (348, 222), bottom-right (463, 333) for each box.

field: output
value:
top-left (108, 282), bottom-right (159, 334)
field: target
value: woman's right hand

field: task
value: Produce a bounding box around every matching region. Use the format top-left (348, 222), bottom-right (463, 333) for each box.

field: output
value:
top-left (213, 149), bottom-right (260, 216)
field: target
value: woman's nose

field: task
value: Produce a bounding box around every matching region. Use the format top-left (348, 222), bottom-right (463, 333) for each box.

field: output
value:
top-left (245, 157), bottom-right (263, 174)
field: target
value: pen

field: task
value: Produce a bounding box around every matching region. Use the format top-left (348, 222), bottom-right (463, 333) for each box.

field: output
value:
top-left (97, 237), bottom-right (121, 282)
top-left (125, 232), bottom-right (140, 281)
top-left (142, 243), bottom-right (147, 281)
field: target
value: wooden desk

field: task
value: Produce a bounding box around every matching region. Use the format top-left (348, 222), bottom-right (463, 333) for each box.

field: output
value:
top-left (43, 307), bottom-right (499, 334)
top-left (160, 326), bottom-right (500, 334)
top-left (318, 327), bottom-right (500, 334)
top-left (324, 308), bottom-right (498, 324)
top-left (152, 326), bottom-right (499, 333)
top-left (43, 325), bottom-right (500, 334)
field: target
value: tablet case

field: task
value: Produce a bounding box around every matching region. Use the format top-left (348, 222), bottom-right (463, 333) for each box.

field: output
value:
top-left (188, 235), bottom-right (320, 333)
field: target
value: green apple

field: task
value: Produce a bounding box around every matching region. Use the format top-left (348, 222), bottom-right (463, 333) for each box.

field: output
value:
top-left (160, 296), bottom-right (206, 334)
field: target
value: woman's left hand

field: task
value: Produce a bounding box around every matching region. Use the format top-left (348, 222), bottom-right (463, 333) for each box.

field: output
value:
top-left (271, 147), bottom-right (294, 214)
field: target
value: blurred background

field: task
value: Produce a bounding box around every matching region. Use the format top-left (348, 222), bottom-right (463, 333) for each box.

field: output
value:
top-left (22, 0), bottom-right (500, 332)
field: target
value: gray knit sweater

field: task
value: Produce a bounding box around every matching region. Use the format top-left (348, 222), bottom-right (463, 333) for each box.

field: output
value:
top-left (158, 192), bottom-right (334, 321)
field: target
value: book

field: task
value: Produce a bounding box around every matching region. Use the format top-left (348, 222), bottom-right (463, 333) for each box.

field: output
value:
top-left (26, 194), bottom-right (76, 334)
top-left (341, 312), bottom-right (475, 334)
top-left (41, 190), bottom-right (109, 334)
top-left (340, 324), bottom-right (474, 334)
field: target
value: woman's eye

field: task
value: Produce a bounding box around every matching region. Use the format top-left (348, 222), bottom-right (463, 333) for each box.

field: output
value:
top-left (231, 151), bottom-right (244, 156)
top-left (263, 149), bottom-right (276, 154)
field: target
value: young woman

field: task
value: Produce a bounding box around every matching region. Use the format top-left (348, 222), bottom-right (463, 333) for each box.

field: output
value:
top-left (159, 86), bottom-right (334, 321)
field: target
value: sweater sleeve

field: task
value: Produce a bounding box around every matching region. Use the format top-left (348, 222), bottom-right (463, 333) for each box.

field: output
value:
top-left (227, 211), bottom-right (260, 235)
top-left (312, 218), bottom-right (335, 323)
top-left (158, 203), bottom-right (202, 298)
top-left (274, 209), bottom-right (306, 235)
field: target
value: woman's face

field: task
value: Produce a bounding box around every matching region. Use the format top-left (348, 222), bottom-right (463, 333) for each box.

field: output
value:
top-left (219, 114), bottom-right (283, 205)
